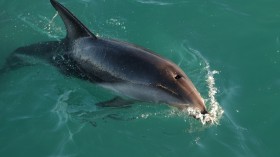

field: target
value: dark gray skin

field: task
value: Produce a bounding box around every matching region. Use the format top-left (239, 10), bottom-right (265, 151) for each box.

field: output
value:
top-left (70, 37), bottom-right (207, 114)
top-left (7, 0), bottom-right (208, 115)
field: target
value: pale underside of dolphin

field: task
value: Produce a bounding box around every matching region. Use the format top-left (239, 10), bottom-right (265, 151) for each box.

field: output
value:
top-left (4, 0), bottom-right (208, 115)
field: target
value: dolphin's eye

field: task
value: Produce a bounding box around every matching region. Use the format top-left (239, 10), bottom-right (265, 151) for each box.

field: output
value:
top-left (174, 74), bottom-right (182, 80)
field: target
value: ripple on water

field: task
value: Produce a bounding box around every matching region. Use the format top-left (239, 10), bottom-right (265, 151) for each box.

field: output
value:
top-left (135, 0), bottom-right (188, 6)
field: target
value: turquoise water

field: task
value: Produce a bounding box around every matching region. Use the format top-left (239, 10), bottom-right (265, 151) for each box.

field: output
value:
top-left (1, 0), bottom-right (279, 156)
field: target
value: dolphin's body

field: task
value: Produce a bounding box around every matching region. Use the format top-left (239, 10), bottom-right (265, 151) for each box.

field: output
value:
top-left (6, 0), bottom-right (208, 114)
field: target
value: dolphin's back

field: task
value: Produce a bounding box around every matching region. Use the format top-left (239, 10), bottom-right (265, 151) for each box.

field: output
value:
top-left (50, 0), bottom-right (177, 84)
top-left (70, 37), bottom-right (169, 84)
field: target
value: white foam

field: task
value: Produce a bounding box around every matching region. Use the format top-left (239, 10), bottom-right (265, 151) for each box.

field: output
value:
top-left (184, 46), bottom-right (224, 125)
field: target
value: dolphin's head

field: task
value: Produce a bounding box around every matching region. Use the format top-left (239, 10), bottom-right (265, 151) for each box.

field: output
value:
top-left (154, 61), bottom-right (207, 114)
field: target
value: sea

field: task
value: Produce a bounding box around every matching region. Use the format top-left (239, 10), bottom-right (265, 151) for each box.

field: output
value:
top-left (0, 0), bottom-right (279, 157)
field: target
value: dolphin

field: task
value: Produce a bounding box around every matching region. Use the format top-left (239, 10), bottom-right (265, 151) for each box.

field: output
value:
top-left (5, 0), bottom-right (208, 115)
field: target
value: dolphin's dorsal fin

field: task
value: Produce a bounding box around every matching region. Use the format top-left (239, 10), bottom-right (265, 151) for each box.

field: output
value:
top-left (50, 0), bottom-right (97, 41)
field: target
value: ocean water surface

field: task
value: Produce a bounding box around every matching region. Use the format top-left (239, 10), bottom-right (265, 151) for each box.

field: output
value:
top-left (0, 0), bottom-right (279, 156)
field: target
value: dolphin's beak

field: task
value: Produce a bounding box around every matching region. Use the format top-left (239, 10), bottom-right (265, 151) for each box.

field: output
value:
top-left (178, 76), bottom-right (208, 114)
top-left (189, 89), bottom-right (207, 114)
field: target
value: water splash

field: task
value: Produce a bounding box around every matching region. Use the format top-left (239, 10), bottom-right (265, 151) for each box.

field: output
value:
top-left (106, 18), bottom-right (126, 30)
top-left (45, 11), bottom-right (59, 34)
top-left (17, 12), bottom-right (64, 40)
top-left (181, 45), bottom-right (224, 125)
